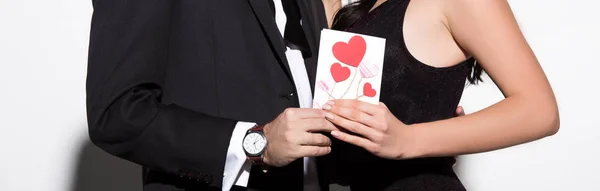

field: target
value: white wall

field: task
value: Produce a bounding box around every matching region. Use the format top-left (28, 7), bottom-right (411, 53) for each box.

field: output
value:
top-left (0, 0), bottom-right (598, 191)
top-left (0, 0), bottom-right (110, 191)
top-left (456, 1), bottom-right (600, 190)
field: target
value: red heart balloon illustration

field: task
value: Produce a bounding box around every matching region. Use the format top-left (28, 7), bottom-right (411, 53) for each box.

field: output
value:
top-left (332, 35), bottom-right (367, 67)
top-left (363, 82), bottom-right (377, 97)
top-left (330, 63), bottom-right (351, 83)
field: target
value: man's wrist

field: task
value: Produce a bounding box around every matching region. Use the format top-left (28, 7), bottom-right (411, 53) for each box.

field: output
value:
top-left (259, 123), bottom-right (273, 170)
top-left (262, 122), bottom-right (270, 140)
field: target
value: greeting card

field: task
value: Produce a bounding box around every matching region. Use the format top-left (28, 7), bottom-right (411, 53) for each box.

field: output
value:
top-left (312, 29), bottom-right (386, 109)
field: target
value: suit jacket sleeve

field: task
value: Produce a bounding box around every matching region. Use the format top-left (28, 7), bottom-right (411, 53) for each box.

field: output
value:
top-left (86, 0), bottom-right (235, 187)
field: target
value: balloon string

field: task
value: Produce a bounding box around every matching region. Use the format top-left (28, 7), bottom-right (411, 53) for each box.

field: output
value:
top-left (340, 67), bottom-right (358, 99)
top-left (355, 77), bottom-right (364, 98)
top-left (327, 83), bottom-right (337, 100)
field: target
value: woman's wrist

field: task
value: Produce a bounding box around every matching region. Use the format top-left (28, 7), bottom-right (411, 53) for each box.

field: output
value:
top-left (403, 121), bottom-right (461, 159)
top-left (394, 123), bottom-right (428, 160)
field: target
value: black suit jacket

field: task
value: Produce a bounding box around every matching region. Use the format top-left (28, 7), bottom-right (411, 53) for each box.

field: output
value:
top-left (86, 0), bottom-right (330, 190)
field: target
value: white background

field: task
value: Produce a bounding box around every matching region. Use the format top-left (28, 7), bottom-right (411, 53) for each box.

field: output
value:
top-left (1, 0), bottom-right (598, 191)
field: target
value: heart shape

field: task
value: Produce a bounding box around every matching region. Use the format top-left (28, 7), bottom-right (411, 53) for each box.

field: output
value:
top-left (358, 62), bottom-right (379, 78)
top-left (332, 35), bottom-right (367, 67)
top-left (317, 80), bottom-right (330, 92)
top-left (330, 62), bottom-right (351, 83)
top-left (363, 82), bottom-right (377, 97)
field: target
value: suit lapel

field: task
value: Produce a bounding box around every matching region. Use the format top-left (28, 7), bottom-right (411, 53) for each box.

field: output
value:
top-left (248, 0), bottom-right (294, 81)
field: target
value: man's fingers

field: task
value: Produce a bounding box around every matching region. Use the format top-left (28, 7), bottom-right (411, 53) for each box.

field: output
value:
top-left (456, 106), bottom-right (465, 116)
top-left (298, 146), bottom-right (332, 157)
top-left (299, 133), bottom-right (332, 146)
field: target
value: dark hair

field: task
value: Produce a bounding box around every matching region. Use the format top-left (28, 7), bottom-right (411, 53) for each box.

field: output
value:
top-left (331, 0), bottom-right (484, 84)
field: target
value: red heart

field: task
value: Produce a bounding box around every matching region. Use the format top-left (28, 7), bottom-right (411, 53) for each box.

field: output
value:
top-left (332, 35), bottom-right (367, 67)
top-left (363, 82), bottom-right (377, 97)
top-left (330, 63), bottom-right (351, 83)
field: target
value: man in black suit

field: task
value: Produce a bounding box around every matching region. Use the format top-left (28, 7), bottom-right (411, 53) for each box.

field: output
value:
top-left (86, 0), bottom-right (335, 190)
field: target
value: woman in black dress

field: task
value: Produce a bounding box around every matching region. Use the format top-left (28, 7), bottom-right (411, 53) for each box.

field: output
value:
top-left (320, 0), bottom-right (559, 190)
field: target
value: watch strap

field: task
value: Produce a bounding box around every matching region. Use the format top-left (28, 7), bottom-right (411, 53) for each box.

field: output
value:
top-left (249, 124), bottom-right (263, 132)
top-left (248, 156), bottom-right (264, 165)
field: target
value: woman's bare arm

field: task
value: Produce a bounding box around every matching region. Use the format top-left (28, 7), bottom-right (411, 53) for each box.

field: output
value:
top-left (407, 0), bottom-right (559, 158)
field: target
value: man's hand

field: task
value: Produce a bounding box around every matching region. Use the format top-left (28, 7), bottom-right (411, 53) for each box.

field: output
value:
top-left (456, 106), bottom-right (465, 116)
top-left (453, 106), bottom-right (465, 165)
top-left (262, 108), bottom-right (338, 167)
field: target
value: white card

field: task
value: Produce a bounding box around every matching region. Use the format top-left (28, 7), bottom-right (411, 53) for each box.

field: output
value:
top-left (312, 29), bottom-right (386, 108)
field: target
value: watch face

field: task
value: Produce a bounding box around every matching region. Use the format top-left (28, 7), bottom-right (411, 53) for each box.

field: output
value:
top-left (243, 132), bottom-right (267, 155)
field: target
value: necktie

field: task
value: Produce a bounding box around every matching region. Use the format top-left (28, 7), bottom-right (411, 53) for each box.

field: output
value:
top-left (272, 0), bottom-right (311, 57)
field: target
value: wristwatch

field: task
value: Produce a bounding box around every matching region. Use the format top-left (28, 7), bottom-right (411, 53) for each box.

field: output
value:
top-left (242, 124), bottom-right (270, 172)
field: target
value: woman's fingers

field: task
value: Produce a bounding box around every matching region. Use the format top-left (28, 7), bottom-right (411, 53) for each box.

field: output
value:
top-left (331, 130), bottom-right (378, 152)
top-left (324, 111), bottom-right (379, 140)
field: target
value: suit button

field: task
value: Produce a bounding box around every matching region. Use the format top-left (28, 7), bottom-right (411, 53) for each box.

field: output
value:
top-left (204, 174), bottom-right (213, 184)
top-left (178, 169), bottom-right (187, 178)
top-left (187, 171), bottom-right (195, 179)
top-left (196, 173), bottom-right (205, 182)
top-left (279, 92), bottom-right (295, 99)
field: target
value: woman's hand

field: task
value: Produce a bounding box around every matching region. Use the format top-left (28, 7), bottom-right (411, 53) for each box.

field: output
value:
top-left (322, 99), bottom-right (413, 160)
top-left (322, 100), bottom-right (468, 160)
